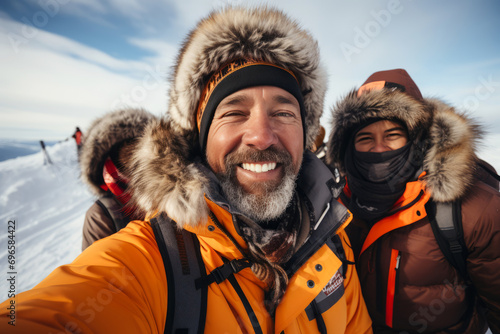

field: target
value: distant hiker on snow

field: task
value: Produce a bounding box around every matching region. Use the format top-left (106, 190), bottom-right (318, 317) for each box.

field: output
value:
top-left (72, 126), bottom-right (82, 146)
top-left (79, 108), bottom-right (155, 250)
top-left (72, 126), bottom-right (83, 156)
top-left (0, 6), bottom-right (372, 333)
top-left (39, 140), bottom-right (52, 165)
top-left (326, 68), bottom-right (500, 333)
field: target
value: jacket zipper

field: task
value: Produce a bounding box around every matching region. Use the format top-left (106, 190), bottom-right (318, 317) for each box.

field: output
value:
top-left (385, 249), bottom-right (401, 328)
top-left (208, 211), bottom-right (247, 257)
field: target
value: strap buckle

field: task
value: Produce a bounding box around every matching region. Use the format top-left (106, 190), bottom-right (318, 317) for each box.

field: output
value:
top-left (196, 259), bottom-right (251, 288)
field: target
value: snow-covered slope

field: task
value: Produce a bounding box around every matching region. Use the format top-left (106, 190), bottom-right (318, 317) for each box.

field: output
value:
top-left (0, 140), bottom-right (94, 294)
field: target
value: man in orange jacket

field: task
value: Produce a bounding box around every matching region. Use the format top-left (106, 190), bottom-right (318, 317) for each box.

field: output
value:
top-left (0, 6), bottom-right (372, 333)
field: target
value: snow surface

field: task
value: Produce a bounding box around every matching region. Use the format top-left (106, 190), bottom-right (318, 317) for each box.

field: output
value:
top-left (0, 140), bottom-right (94, 294)
top-left (0, 140), bottom-right (495, 333)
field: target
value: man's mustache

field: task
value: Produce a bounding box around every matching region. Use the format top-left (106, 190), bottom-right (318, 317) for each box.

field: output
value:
top-left (224, 147), bottom-right (293, 169)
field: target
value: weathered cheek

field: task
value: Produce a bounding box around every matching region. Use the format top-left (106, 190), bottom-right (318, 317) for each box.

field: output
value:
top-left (207, 127), bottom-right (242, 172)
top-left (205, 150), bottom-right (220, 174)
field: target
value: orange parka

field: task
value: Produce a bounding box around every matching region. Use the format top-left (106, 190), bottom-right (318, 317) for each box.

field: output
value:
top-left (0, 152), bottom-right (373, 333)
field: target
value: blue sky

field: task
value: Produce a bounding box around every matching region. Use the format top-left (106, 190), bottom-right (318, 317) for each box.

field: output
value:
top-left (1, 0), bottom-right (499, 160)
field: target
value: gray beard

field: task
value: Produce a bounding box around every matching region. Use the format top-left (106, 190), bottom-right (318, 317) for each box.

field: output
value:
top-left (219, 170), bottom-right (297, 222)
top-left (215, 147), bottom-right (300, 223)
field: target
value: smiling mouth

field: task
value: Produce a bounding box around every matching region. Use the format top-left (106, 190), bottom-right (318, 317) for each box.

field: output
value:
top-left (240, 162), bottom-right (277, 173)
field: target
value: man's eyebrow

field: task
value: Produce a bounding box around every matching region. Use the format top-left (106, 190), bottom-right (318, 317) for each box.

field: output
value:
top-left (218, 94), bottom-right (249, 108)
top-left (273, 94), bottom-right (299, 106)
top-left (384, 126), bottom-right (406, 133)
top-left (355, 131), bottom-right (371, 139)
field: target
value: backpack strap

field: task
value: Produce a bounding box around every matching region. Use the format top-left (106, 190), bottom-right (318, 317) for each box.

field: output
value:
top-left (96, 196), bottom-right (130, 232)
top-left (477, 159), bottom-right (500, 190)
top-left (151, 214), bottom-right (207, 334)
top-left (195, 258), bottom-right (251, 288)
top-left (427, 200), bottom-right (470, 283)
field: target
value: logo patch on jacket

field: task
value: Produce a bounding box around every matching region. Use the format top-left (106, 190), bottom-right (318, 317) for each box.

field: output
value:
top-left (305, 269), bottom-right (345, 320)
top-left (322, 270), bottom-right (343, 297)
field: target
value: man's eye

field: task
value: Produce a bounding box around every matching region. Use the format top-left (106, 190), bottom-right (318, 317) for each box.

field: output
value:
top-left (387, 133), bottom-right (403, 139)
top-left (274, 110), bottom-right (297, 118)
top-left (356, 136), bottom-right (372, 143)
top-left (221, 111), bottom-right (244, 117)
top-left (276, 112), bottom-right (292, 117)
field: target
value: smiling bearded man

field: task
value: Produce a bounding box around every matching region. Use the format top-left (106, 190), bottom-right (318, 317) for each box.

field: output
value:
top-left (125, 7), bottom-right (372, 330)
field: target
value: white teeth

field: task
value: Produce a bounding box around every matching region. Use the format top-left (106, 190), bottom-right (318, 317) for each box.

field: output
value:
top-left (241, 162), bottom-right (277, 173)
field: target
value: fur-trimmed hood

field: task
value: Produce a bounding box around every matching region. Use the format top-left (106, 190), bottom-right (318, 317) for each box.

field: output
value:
top-left (129, 118), bottom-right (210, 227)
top-left (326, 88), bottom-right (483, 202)
top-left (80, 108), bottom-right (156, 197)
top-left (129, 6), bottom-right (329, 227)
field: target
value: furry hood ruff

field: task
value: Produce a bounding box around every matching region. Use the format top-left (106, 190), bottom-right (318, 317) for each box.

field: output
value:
top-left (80, 108), bottom-right (156, 197)
top-left (326, 89), bottom-right (483, 202)
top-left (129, 6), bottom-right (328, 227)
top-left (129, 119), bottom-right (210, 227)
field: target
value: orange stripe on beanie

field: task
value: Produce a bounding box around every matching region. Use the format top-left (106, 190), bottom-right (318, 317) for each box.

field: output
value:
top-left (357, 68), bottom-right (423, 101)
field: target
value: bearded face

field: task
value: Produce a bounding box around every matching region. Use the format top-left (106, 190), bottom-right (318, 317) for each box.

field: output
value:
top-left (205, 86), bottom-right (304, 223)
top-left (215, 147), bottom-right (301, 222)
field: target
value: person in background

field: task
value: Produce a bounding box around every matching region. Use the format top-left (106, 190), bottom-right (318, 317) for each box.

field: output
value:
top-left (79, 108), bottom-right (155, 250)
top-left (0, 6), bottom-right (372, 333)
top-left (72, 126), bottom-right (83, 149)
top-left (326, 68), bottom-right (500, 333)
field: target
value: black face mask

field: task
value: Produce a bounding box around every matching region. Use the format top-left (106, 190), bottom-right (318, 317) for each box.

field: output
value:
top-left (353, 144), bottom-right (412, 183)
top-left (344, 140), bottom-right (421, 223)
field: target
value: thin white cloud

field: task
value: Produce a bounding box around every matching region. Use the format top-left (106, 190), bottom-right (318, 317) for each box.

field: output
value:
top-left (0, 16), bottom-right (167, 140)
top-left (128, 38), bottom-right (179, 63)
top-left (1, 16), bottom-right (163, 75)
top-left (107, 0), bottom-right (150, 19)
top-left (21, 0), bottom-right (108, 20)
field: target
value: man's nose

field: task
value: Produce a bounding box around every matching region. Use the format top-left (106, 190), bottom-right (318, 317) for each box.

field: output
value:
top-left (371, 139), bottom-right (389, 153)
top-left (242, 110), bottom-right (278, 150)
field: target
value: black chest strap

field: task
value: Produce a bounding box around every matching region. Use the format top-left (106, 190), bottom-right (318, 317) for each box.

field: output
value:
top-left (151, 215), bottom-right (207, 334)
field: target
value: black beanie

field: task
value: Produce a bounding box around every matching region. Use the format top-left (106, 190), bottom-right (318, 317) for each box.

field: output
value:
top-left (196, 59), bottom-right (306, 152)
